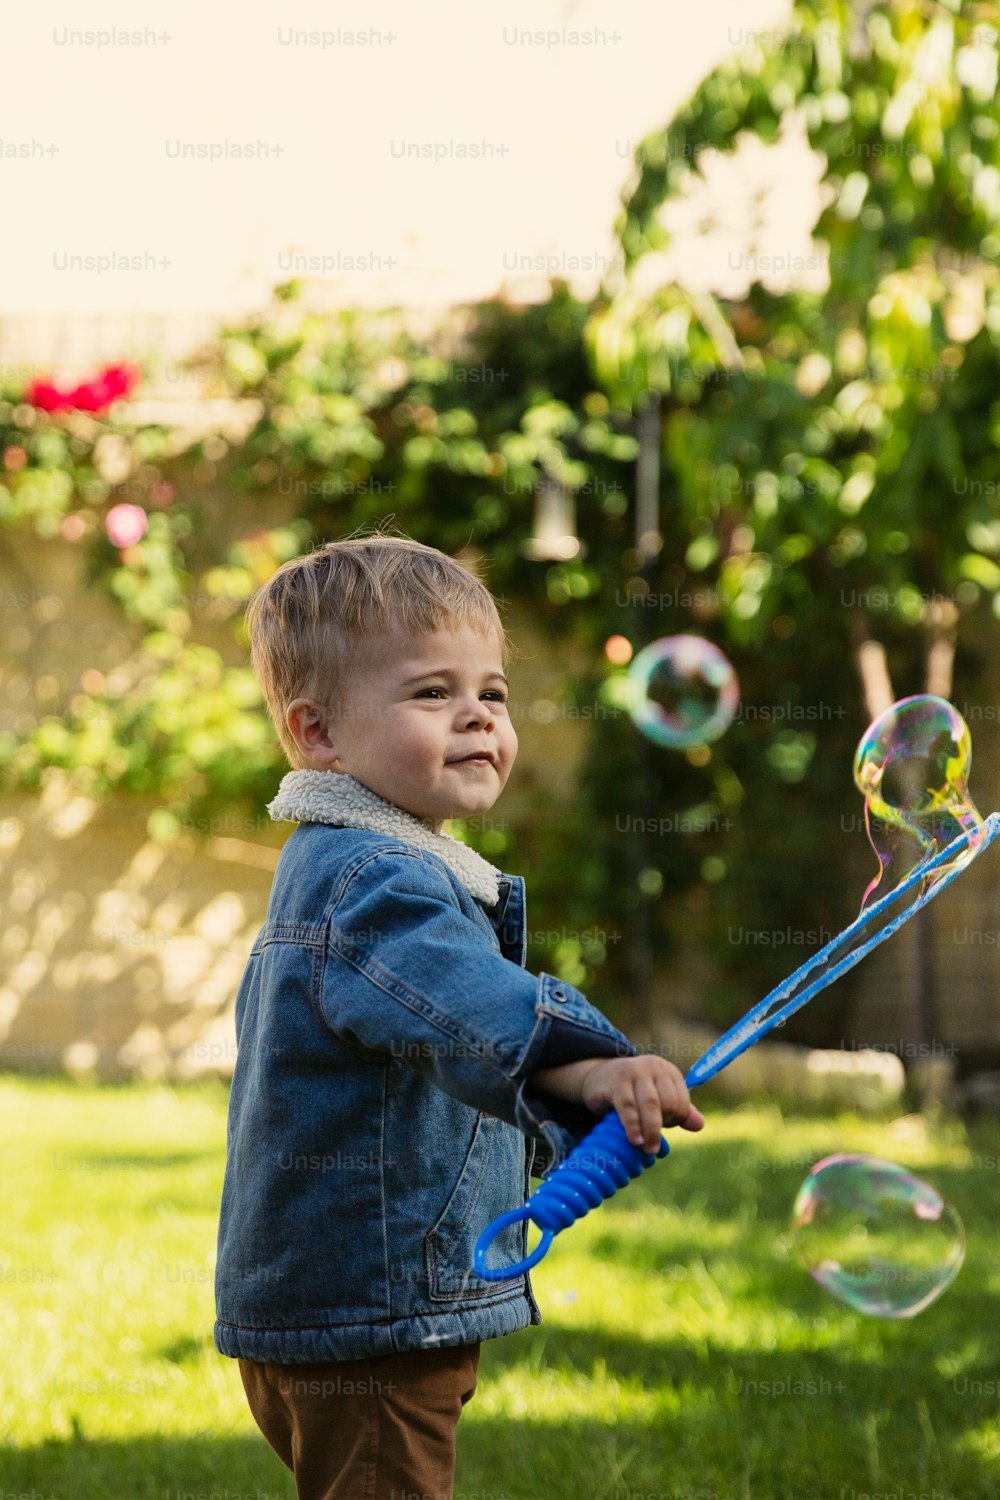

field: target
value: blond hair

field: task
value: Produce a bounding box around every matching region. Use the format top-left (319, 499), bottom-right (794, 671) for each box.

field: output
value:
top-left (245, 523), bottom-right (516, 769)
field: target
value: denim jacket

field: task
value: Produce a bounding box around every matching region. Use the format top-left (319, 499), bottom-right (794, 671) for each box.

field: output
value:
top-left (213, 771), bottom-right (637, 1363)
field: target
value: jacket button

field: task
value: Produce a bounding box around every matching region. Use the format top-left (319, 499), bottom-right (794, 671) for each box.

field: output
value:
top-left (552, 988), bottom-right (567, 1002)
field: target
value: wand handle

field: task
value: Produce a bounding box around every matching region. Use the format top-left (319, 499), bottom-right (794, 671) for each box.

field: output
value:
top-left (472, 1109), bottom-right (668, 1281)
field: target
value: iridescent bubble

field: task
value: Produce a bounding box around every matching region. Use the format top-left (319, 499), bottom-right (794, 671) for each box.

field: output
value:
top-left (625, 635), bottom-right (739, 749)
top-left (852, 694), bottom-right (985, 906)
top-left (791, 1153), bottom-right (965, 1318)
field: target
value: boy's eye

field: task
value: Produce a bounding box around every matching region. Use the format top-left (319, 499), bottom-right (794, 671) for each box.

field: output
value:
top-left (415, 688), bottom-right (507, 703)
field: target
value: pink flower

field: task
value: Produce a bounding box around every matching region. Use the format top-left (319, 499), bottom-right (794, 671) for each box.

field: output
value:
top-left (105, 503), bottom-right (148, 548)
top-left (26, 382), bottom-right (66, 413)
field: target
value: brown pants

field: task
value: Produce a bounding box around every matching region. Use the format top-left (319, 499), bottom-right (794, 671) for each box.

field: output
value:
top-left (238, 1342), bottom-right (481, 1500)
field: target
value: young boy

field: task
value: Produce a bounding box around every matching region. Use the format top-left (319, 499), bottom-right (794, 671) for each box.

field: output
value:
top-left (213, 530), bottom-right (704, 1500)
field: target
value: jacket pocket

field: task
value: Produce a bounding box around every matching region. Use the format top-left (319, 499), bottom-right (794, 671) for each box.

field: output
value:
top-left (425, 1111), bottom-right (526, 1300)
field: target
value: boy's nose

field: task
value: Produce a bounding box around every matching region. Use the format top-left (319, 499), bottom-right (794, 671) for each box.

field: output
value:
top-left (459, 700), bottom-right (494, 725)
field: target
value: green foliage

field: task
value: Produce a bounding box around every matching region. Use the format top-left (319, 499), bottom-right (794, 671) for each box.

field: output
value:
top-left (575, 0), bottom-right (1000, 1028)
top-left (595, 0), bottom-right (1000, 627)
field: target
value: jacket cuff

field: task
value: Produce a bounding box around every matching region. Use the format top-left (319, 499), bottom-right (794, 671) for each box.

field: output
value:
top-left (512, 971), bottom-right (636, 1175)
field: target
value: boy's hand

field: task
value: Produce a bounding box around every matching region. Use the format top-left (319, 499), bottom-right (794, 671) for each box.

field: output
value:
top-left (580, 1056), bottom-right (705, 1154)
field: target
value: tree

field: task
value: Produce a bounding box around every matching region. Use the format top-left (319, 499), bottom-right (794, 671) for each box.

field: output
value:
top-left (578, 0), bottom-right (1000, 1051)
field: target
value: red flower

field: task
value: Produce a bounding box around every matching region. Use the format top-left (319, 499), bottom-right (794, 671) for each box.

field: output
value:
top-left (27, 361), bottom-right (141, 415)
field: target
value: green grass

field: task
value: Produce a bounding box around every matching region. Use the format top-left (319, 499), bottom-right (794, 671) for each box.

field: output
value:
top-left (2, 1074), bottom-right (999, 1499)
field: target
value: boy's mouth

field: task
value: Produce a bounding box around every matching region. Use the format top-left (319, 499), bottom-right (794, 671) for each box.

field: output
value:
top-left (448, 751), bottom-right (497, 768)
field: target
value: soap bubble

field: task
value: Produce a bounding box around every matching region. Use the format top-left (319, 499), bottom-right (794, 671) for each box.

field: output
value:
top-left (853, 694), bottom-right (977, 834)
top-left (852, 694), bottom-right (985, 906)
top-left (791, 1153), bottom-right (965, 1318)
top-left (625, 635), bottom-right (739, 749)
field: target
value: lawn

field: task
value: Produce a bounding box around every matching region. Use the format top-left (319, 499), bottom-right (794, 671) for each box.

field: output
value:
top-left (2, 1074), bottom-right (998, 1499)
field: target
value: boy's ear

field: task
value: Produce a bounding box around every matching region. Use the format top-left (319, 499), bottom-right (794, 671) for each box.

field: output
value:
top-left (286, 696), bottom-right (339, 766)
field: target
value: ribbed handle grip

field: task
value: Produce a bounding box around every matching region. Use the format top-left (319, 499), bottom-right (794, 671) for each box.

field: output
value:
top-left (472, 1111), bottom-right (669, 1280)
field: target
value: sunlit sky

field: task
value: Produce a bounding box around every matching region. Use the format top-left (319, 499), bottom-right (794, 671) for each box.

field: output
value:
top-left (4, 0), bottom-right (792, 336)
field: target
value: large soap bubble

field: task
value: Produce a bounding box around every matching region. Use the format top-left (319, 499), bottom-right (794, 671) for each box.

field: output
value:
top-left (852, 694), bottom-right (985, 906)
top-left (625, 635), bottom-right (739, 749)
top-left (791, 1153), bottom-right (965, 1318)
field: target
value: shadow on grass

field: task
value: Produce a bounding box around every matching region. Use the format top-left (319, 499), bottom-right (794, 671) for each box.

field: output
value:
top-left (0, 1433), bottom-right (295, 1500)
top-left (470, 1333), bottom-right (1000, 1500)
top-left (8, 1318), bottom-right (999, 1499)
top-left (7, 1363), bottom-right (999, 1500)
top-left (156, 1333), bottom-right (209, 1364)
top-left (10, 1103), bottom-right (1000, 1500)
top-left (49, 1151), bottom-right (213, 1170)
top-left (463, 1128), bottom-right (1000, 1499)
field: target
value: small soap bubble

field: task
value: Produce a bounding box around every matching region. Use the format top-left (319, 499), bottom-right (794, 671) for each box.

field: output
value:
top-left (791, 1153), bottom-right (965, 1318)
top-left (625, 635), bottom-right (739, 750)
top-left (852, 694), bottom-right (985, 905)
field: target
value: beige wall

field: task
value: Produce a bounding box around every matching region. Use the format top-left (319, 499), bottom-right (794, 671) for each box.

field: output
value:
top-left (0, 527), bottom-right (593, 1078)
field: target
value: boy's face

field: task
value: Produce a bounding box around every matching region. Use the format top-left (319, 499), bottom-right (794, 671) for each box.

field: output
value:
top-left (286, 624), bottom-right (517, 834)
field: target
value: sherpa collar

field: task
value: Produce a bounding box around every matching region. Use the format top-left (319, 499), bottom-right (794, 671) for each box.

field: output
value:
top-left (266, 769), bottom-right (503, 907)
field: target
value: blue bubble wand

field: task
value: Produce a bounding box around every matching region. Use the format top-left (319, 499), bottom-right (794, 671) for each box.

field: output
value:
top-left (473, 812), bottom-right (1000, 1279)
